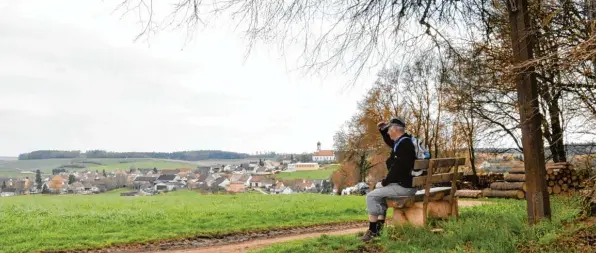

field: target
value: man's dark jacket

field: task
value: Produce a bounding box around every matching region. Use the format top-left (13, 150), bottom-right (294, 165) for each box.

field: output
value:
top-left (379, 127), bottom-right (416, 188)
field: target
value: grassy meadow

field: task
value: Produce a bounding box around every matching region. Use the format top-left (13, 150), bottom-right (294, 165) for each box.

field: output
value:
top-left (276, 165), bottom-right (339, 180)
top-left (0, 190), bottom-right (365, 253)
top-left (0, 158), bottom-right (197, 178)
top-left (255, 196), bottom-right (593, 253)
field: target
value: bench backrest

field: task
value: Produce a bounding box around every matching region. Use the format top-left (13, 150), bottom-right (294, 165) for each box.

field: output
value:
top-left (412, 158), bottom-right (466, 187)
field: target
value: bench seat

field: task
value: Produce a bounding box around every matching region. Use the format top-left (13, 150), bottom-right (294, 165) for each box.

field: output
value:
top-left (386, 187), bottom-right (452, 208)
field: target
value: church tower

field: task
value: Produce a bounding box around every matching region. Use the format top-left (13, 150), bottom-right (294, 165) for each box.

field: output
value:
top-left (317, 141), bottom-right (321, 152)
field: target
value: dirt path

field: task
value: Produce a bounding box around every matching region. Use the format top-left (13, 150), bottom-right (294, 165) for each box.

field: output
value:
top-left (151, 200), bottom-right (489, 253)
top-left (161, 227), bottom-right (367, 253)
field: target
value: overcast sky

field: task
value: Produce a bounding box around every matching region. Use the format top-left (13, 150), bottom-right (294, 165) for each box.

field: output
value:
top-left (0, 0), bottom-right (382, 156)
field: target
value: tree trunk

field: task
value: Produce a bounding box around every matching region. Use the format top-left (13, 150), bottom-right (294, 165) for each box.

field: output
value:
top-left (467, 117), bottom-right (479, 186)
top-left (508, 0), bottom-right (551, 224)
top-left (547, 93), bottom-right (566, 163)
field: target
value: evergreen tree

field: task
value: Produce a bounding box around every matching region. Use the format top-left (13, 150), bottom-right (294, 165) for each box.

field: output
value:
top-left (1, 181), bottom-right (6, 189)
top-left (35, 169), bottom-right (42, 190)
top-left (102, 169), bottom-right (107, 177)
top-left (42, 184), bottom-right (49, 194)
top-left (68, 175), bottom-right (76, 184)
top-left (153, 167), bottom-right (158, 173)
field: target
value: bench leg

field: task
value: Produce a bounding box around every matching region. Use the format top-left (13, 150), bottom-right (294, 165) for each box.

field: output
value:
top-left (390, 200), bottom-right (457, 228)
top-left (452, 198), bottom-right (459, 221)
top-left (391, 208), bottom-right (409, 227)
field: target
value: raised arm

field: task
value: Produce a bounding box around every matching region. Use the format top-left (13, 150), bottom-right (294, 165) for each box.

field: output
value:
top-left (378, 123), bottom-right (394, 148)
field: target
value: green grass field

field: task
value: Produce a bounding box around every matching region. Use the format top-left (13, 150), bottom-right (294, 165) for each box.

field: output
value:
top-left (0, 158), bottom-right (197, 178)
top-left (276, 165), bottom-right (339, 180)
top-left (84, 160), bottom-right (196, 172)
top-left (0, 190), bottom-right (365, 253)
top-left (255, 197), bottom-right (591, 253)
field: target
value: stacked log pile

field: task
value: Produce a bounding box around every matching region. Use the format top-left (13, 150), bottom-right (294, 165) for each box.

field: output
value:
top-left (478, 162), bottom-right (585, 199)
top-left (456, 173), bottom-right (504, 198)
top-left (545, 162), bottom-right (584, 195)
top-left (477, 172), bottom-right (505, 188)
top-left (482, 165), bottom-right (526, 199)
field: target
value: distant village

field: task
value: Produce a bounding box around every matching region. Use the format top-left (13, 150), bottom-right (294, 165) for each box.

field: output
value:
top-left (4, 142), bottom-right (591, 198)
top-left (0, 142), bottom-right (338, 197)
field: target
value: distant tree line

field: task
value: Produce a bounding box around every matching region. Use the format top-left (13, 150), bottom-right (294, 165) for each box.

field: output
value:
top-left (247, 151), bottom-right (278, 158)
top-left (18, 150), bottom-right (81, 160)
top-left (18, 150), bottom-right (249, 161)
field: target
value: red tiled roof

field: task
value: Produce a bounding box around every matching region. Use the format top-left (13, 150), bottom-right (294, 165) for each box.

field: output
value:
top-left (313, 150), bottom-right (334, 156)
top-left (250, 176), bottom-right (262, 182)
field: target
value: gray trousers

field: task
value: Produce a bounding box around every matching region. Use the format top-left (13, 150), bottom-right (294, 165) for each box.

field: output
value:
top-left (366, 183), bottom-right (417, 216)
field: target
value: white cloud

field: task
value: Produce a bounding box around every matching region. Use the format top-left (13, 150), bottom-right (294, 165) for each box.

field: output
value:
top-left (0, 0), bottom-right (375, 156)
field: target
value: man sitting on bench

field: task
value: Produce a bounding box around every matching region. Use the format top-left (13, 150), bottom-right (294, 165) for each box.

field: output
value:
top-left (361, 118), bottom-right (417, 241)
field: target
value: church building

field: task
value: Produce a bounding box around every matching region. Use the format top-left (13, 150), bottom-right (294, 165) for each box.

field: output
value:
top-left (312, 141), bottom-right (336, 162)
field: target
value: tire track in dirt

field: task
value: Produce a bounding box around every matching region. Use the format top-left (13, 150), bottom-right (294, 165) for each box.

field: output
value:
top-left (163, 227), bottom-right (367, 253)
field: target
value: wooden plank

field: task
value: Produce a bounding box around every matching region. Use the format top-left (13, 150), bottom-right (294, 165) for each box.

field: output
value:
top-left (429, 158), bottom-right (466, 169)
top-left (414, 160), bottom-right (429, 170)
top-left (413, 172), bottom-right (464, 187)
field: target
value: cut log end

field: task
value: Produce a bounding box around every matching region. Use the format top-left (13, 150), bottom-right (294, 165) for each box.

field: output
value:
top-left (553, 185), bottom-right (562, 194)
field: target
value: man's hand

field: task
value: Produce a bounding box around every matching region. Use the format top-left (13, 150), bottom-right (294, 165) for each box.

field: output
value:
top-left (377, 121), bottom-right (386, 128)
top-left (375, 181), bottom-right (383, 189)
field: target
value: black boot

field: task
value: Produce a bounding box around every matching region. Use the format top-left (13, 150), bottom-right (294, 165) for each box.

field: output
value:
top-left (376, 219), bottom-right (385, 235)
top-left (361, 222), bottom-right (379, 241)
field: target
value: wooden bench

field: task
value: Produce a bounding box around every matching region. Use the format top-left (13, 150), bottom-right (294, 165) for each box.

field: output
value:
top-left (386, 157), bottom-right (465, 227)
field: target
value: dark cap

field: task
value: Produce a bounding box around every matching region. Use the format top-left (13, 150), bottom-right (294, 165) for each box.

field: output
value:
top-left (381, 118), bottom-right (406, 130)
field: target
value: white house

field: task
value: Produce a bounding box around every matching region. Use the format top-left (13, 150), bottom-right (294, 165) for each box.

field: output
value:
top-left (217, 178), bottom-right (230, 188)
top-left (282, 187), bottom-right (294, 194)
top-left (154, 183), bottom-right (176, 191)
top-left (287, 163), bottom-right (320, 172)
